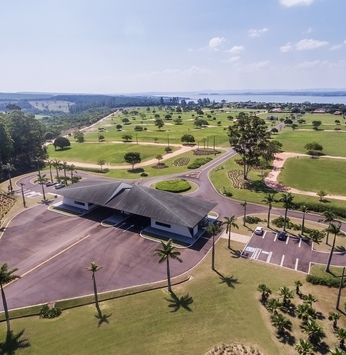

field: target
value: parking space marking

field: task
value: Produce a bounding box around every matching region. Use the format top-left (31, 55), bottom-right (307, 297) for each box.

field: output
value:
top-left (262, 233), bottom-right (266, 239)
top-left (298, 238), bottom-right (302, 248)
top-left (295, 258), bottom-right (299, 271)
top-left (280, 255), bottom-right (285, 266)
top-left (286, 237), bottom-right (289, 245)
top-left (274, 234), bottom-right (277, 242)
top-left (266, 252), bottom-right (272, 263)
top-left (251, 248), bottom-right (262, 259)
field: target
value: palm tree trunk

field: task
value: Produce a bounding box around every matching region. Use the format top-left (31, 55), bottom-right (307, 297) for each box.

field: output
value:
top-left (325, 233), bottom-right (337, 273)
top-left (41, 184), bottom-right (46, 201)
top-left (326, 224), bottom-right (330, 245)
top-left (227, 227), bottom-right (231, 249)
top-left (92, 274), bottom-right (101, 316)
top-left (301, 213), bottom-right (305, 235)
top-left (267, 207), bottom-right (271, 228)
top-left (49, 166), bottom-right (53, 181)
top-left (212, 234), bottom-right (215, 270)
top-left (166, 258), bottom-right (171, 292)
top-left (283, 208), bottom-right (288, 231)
top-left (1, 284), bottom-right (11, 337)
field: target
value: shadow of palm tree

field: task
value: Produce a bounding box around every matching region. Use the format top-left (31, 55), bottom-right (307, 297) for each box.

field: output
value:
top-left (277, 330), bottom-right (295, 346)
top-left (0, 329), bottom-right (30, 354)
top-left (215, 270), bottom-right (240, 288)
top-left (230, 248), bottom-right (242, 258)
top-left (335, 246), bottom-right (346, 253)
top-left (165, 292), bottom-right (193, 312)
top-left (95, 312), bottom-right (112, 327)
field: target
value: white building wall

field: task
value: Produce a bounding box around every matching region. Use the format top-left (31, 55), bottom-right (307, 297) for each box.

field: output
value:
top-left (63, 197), bottom-right (94, 211)
top-left (151, 219), bottom-right (195, 238)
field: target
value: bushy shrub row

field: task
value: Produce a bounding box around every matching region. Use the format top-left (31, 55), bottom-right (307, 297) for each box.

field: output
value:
top-left (245, 216), bottom-right (264, 224)
top-left (40, 304), bottom-right (62, 318)
top-left (73, 167), bottom-right (109, 174)
top-left (306, 274), bottom-right (346, 288)
top-left (294, 201), bottom-right (346, 219)
top-left (188, 157), bottom-right (212, 169)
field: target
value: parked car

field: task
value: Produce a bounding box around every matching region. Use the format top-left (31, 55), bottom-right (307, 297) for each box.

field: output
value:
top-left (55, 183), bottom-right (66, 189)
top-left (277, 231), bottom-right (287, 241)
top-left (46, 181), bottom-right (56, 187)
top-left (254, 226), bottom-right (264, 235)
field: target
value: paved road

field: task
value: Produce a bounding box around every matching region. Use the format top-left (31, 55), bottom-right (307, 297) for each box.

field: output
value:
top-left (1, 151), bottom-right (345, 310)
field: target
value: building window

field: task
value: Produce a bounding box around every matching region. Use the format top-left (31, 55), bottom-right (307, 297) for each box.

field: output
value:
top-left (74, 201), bottom-right (85, 206)
top-left (155, 221), bottom-right (171, 229)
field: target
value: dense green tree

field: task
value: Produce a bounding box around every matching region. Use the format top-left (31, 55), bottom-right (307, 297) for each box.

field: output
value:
top-left (2, 163), bottom-right (15, 192)
top-left (181, 134), bottom-right (195, 144)
top-left (228, 113), bottom-right (270, 179)
top-left (0, 263), bottom-right (20, 337)
top-left (124, 152), bottom-right (141, 170)
top-left (122, 134), bottom-right (132, 142)
top-left (155, 118), bottom-right (165, 130)
top-left (154, 239), bottom-right (182, 293)
top-left (312, 120), bottom-right (322, 130)
top-left (73, 130), bottom-right (84, 143)
top-left (261, 140), bottom-right (282, 165)
top-left (53, 136), bottom-right (70, 150)
top-left (0, 118), bottom-right (13, 164)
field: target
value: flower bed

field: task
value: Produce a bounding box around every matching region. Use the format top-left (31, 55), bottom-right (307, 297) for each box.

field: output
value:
top-left (172, 157), bottom-right (190, 166)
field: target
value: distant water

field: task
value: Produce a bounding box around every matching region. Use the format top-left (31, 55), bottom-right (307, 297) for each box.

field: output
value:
top-left (157, 92), bottom-right (346, 105)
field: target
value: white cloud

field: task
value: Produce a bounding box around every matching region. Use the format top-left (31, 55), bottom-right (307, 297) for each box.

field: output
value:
top-left (248, 28), bottom-right (268, 38)
top-left (279, 0), bottom-right (314, 7)
top-left (329, 44), bottom-right (343, 51)
top-left (295, 60), bottom-right (320, 69)
top-left (225, 45), bottom-right (245, 54)
top-left (208, 37), bottom-right (226, 50)
top-left (304, 27), bottom-right (313, 34)
top-left (280, 42), bottom-right (293, 52)
top-left (295, 39), bottom-right (328, 50)
top-left (223, 56), bottom-right (240, 63)
top-left (281, 39), bottom-right (328, 52)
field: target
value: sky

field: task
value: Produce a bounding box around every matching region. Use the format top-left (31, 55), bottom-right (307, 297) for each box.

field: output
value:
top-left (1, 0), bottom-right (345, 94)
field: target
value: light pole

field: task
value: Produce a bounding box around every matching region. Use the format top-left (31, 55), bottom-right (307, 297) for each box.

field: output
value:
top-left (20, 183), bottom-right (26, 208)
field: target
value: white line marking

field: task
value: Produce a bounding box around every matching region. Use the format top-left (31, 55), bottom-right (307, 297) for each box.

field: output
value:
top-left (280, 255), bottom-right (285, 266)
top-left (286, 237), bottom-right (289, 245)
top-left (295, 258), bottom-right (299, 271)
top-left (274, 234), bottom-right (277, 241)
top-left (267, 252), bottom-right (272, 263)
top-left (298, 238), bottom-right (302, 247)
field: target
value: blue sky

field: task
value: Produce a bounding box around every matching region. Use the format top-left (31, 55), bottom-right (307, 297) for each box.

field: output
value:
top-left (1, 0), bottom-right (345, 94)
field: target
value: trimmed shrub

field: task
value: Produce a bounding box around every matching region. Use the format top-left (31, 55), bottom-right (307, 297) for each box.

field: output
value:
top-left (74, 167), bottom-right (109, 174)
top-left (294, 201), bottom-right (346, 219)
top-left (40, 304), bottom-right (62, 319)
top-left (155, 179), bottom-right (191, 193)
top-left (245, 216), bottom-right (264, 224)
top-left (188, 157), bottom-right (212, 169)
top-left (306, 274), bottom-right (346, 288)
top-left (140, 172), bottom-right (148, 177)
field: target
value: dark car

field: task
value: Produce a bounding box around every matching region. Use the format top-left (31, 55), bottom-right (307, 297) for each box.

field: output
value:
top-left (277, 231), bottom-right (287, 241)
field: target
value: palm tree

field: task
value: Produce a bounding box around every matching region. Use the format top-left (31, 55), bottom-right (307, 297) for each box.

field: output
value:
top-left (154, 239), bottom-right (182, 292)
top-left (325, 222), bottom-right (343, 273)
top-left (279, 193), bottom-right (294, 231)
top-left (240, 201), bottom-right (247, 226)
top-left (302, 320), bottom-right (324, 344)
top-left (68, 164), bottom-right (77, 184)
top-left (52, 159), bottom-right (61, 182)
top-left (330, 348), bottom-right (346, 355)
top-left (61, 161), bottom-right (69, 185)
top-left (295, 280), bottom-right (303, 295)
top-left (278, 286), bottom-right (294, 306)
top-left (34, 173), bottom-right (48, 201)
top-left (0, 263), bottom-right (20, 337)
top-left (296, 303), bottom-right (317, 322)
top-left (335, 328), bottom-right (346, 348)
top-left (266, 298), bottom-right (281, 314)
top-left (257, 284), bottom-right (272, 302)
top-left (46, 159), bottom-right (54, 182)
top-left (303, 293), bottom-right (317, 306)
top-left (294, 339), bottom-right (314, 355)
top-left (86, 262), bottom-right (102, 316)
top-left (319, 210), bottom-right (335, 245)
top-left (222, 215), bottom-right (239, 249)
top-left (329, 312), bottom-right (341, 329)
top-left (300, 205), bottom-right (308, 235)
top-left (203, 222), bottom-right (222, 270)
top-left (2, 163), bottom-right (15, 193)
top-left (262, 192), bottom-right (276, 228)
top-left (271, 313), bottom-right (291, 334)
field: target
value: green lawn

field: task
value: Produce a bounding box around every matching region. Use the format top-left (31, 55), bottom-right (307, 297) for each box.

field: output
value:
top-left (1, 239), bottom-right (344, 354)
top-left (273, 130), bottom-right (346, 156)
top-left (278, 157), bottom-right (346, 196)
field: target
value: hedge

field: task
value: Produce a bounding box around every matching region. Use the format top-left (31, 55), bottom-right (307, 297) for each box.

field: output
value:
top-left (306, 274), bottom-right (345, 288)
top-left (294, 201), bottom-right (346, 219)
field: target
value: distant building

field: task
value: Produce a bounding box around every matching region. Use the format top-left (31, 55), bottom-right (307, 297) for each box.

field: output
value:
top-left (334, 110), bottom-right (342, 115)
top-left (313, 109), bottom-right (325, 114)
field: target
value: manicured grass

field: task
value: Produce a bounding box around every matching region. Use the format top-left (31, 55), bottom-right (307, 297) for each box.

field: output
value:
top-left (47, 143), bottom-right (177, 166)
top-left (273, 130), bottom-right (346, 156)
top-left (1, 239), bottom-right (344, 354)
top-left (279, 157), bottom-right (346, 196)
top-left (155, 179), bottom-right (191, 193)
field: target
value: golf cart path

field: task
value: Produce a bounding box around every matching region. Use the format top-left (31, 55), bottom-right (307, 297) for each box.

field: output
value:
top-left (264, 152), bottom-right (346, 201)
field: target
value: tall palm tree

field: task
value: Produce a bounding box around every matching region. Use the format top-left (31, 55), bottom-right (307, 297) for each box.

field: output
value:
top-left (300, 205), bottom-right (308, 236)
top-left (61, 161), bottom-right (69, 185)
top-left (154, 239), bottom-right (182, 292)
top-left (262, 192), bottom-right (276, 228)
top-left (240, 201), bottom-right (247, 226)
top-left (68, 164), bottom-right (77, 184)
top-left (86, 262), bottom-right (102, 316)
top-left (295, 280), bottom-right (303, 295)
top-left (325, 221), bottom-right (343, 273)
top-left (52, 159), bottom-right (61, 182)
top-left (0, 263), bottom-right (20, 337)
top-left (257, 284), bottom-right (272, 302)
top-left (34, 173), bottom-right (48, 201)
top-left (222, 215), bottom-right (239, 249)
top-left (329, 311), bottom-right (341, 329)
top-left (319, 210), bottom-right (335, 245)
top-left (2, 163), bottom-right (15, 193)
top-left (302, 320), bottom-right (324, 344)
top-left (46, 159), bottom-right (54, 182)
top-left (294, 339), bottom-right (314, 355)
top-left (279, 193), bottom-right (294, 231)
top-left (203, 222), bottom-right (222, 270)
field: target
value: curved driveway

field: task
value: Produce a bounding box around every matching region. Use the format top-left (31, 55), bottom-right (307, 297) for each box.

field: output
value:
top-left (1, 149), bottom-right (345, 310)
